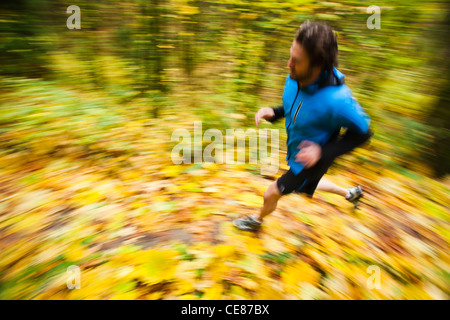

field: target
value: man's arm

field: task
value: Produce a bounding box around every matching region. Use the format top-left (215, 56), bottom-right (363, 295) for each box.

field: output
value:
top-left (321, 128), bottom-right (373, 163)
top-left (255, 105), bottom-right (284, 127)
top-left (294, 93), bottom-right (372, 168)
top-left (321, 94), bottom-right (372, 162)
top-left (267, 105), bottom-right (285, 123)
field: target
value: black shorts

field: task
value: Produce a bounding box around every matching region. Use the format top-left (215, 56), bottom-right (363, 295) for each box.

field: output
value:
top-left (276, 156), bottom-right (334, 197)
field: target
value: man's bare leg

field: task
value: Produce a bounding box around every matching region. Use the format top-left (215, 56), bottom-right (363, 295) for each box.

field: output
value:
top-left (256, 177), bottom-right (347, 222)
top-left (316, 177), bottom-right (347, 197)
top-left (233, 181), bottom-right (282, 230)
top-left (234, 176), bottom-right (362, 230)
top-left (255, 181), bottom-right (282, 222)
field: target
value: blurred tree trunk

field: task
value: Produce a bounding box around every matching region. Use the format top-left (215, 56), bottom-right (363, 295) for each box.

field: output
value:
top-left (424, 6), bottom-right (450, 178)
top-left (140, 0), bottom-right (167, 118)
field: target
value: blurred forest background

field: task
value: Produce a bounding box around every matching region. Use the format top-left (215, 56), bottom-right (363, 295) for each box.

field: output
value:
top-left (1, 0), bottom-right (449, 176)
top-left (0, 0), bottom-right (449, 300)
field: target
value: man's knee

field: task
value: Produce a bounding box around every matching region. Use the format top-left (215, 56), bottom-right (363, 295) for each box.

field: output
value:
top-left (264, 181), bottom-right (282, 201)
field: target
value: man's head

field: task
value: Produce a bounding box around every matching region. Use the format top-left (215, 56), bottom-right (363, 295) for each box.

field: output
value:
top-left (288, 21), bottom-right (338, 84)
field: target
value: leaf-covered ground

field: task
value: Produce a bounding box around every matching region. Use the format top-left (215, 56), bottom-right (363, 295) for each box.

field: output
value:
top-left (0, 80), bottom-right (449, 300)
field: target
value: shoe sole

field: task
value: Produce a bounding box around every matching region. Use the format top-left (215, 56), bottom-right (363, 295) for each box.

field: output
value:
top-left (351, 194), bottom-right (363, 209)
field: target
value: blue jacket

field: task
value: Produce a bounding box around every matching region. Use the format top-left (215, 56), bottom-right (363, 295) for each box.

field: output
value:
top-left (271, 68), bottom-right (371, 175)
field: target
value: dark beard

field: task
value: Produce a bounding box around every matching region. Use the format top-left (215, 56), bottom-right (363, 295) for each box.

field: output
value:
top-left (291, 65), bottom-right (314, 83)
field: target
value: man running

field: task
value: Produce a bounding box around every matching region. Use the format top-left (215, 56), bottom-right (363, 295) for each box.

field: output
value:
top-left (233, 21), bottom-right (373, 231)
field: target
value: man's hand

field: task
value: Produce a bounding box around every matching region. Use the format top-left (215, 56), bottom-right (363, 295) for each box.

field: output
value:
top-left (255, 107), bottom-right (275, 127)
top-left (295, 140), bottom-right (322, 168)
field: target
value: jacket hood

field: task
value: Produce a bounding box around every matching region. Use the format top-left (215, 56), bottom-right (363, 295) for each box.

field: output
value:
top-left (302, 67), bottom-right (345, 94)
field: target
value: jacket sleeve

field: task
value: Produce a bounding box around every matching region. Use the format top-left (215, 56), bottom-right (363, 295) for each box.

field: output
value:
top-left (321, 128), bottom-right (373, 162)
top-left (321, 94), bottom-right (372, 162)
top-left (267, 105), bottom-right (285, 123)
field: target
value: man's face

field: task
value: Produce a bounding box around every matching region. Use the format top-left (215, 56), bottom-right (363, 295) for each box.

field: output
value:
top-left (287, 40), bottom-right (313, 82)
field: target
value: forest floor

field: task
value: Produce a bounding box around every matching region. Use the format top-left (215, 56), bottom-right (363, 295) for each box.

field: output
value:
top-left (0, 80), bottom-right (448, 299)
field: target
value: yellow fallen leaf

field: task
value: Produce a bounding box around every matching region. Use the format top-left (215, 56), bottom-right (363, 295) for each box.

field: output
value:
top-left (213, 244), bottom-right (235, 259)
top-left (281, 260), bottom-right (321, 294)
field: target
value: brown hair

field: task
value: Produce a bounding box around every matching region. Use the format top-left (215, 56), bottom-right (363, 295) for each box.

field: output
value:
top-left (295, 21), bottom-right (338, 72)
